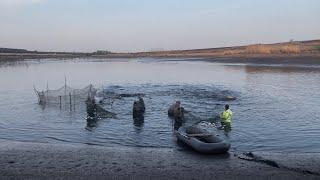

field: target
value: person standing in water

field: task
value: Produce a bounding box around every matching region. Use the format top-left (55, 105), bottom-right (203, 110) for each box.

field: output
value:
top-left (220, 104), bottom-right (233, 130)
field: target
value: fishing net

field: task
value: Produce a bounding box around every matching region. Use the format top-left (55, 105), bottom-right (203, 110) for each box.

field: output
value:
top-left (34, 84), bottom-right (97, 109)
top-left (34, 83), bottom-right (117, 120)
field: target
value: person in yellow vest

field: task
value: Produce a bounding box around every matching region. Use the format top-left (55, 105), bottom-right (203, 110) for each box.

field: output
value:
top-left (220, 104), bottom-right (233, 130)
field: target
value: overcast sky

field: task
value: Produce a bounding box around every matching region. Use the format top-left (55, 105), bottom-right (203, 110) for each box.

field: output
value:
top-left (0, 0), bottom-right (319, 52)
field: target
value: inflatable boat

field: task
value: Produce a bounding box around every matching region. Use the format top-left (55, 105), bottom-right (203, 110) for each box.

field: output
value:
top-left (176, 126), bottom-right (230, 154)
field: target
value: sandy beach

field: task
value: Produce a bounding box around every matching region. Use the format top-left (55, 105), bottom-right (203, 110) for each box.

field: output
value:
top-left (0, 140), bottom-right (319, 180)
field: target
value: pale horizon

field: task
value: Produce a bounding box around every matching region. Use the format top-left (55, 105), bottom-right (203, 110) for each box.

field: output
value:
top-left (1, 0), bottom-right (320, 52)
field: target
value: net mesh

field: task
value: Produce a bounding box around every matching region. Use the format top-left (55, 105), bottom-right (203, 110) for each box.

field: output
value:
top-left (34, 84), bottom-right (97, 109)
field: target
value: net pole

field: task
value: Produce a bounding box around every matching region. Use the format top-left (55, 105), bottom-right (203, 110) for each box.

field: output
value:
top-left (46, 81), bottom-right (49, 103)
top-left (73, 90), bottom-right (76, 111)
top-left (69, 92), bottom-right (72, 111)
top-left (64, 76), bottom-right (67, 102)
top-left (59, 96), bottom-right (62, 109)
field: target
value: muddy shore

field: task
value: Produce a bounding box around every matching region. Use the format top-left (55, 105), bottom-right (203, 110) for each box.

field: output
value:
top-left (0, 140), bottom-right (319, 180)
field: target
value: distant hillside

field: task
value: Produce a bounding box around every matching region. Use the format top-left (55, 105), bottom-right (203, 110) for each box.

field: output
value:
top-left (0, 48), bottom-right (29, 53)
top-left (109, 40), bottom-right (320, 58)
top-left (1, 39), bottom-right (320, 61)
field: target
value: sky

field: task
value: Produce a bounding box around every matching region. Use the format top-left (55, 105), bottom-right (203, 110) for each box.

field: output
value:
top-left (0, 0), bottom-right (319, 52)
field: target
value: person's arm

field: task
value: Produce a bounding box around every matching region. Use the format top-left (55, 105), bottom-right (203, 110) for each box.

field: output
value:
top-left (228, 111), bottom-right (233, 119)
top-left (220, 111), bottom-right (226, 120)
top-left (226, 113), bottom-right (230, 120)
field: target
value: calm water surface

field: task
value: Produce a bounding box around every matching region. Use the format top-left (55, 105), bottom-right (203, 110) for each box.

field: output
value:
top-left (0, 58), bottom-right (319, 153)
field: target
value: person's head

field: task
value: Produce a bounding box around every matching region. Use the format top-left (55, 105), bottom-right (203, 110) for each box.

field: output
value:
top-left (176, 101), bottom-right (181, 106)
top-left (225, 104), bottom-right (229, 110)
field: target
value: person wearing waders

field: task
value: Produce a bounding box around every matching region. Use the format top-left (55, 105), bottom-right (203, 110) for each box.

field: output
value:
top-left (220, 104), bottom-right (232, 130)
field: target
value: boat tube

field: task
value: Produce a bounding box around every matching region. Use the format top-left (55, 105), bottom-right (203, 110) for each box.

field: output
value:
top-left (176, 126), bottom-right (230, 154)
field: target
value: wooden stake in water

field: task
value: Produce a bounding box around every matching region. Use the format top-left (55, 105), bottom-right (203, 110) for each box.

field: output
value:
top-left (73, 91), bottom-right (76, 111)
top-left (69, 92), bottom-right (72, 111)
top-left (59, 96), bottom-right (62, 109)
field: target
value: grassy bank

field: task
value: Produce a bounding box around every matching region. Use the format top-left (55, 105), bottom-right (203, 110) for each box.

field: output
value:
top-left (114, 40), bottom-right (320, 58)
top-left (1, 40), bottom-right (320, 61)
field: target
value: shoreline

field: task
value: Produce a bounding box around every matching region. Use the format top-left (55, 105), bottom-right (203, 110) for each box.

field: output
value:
top-left (2, 39), bottom-right (319, 64)
top-left (0, 140), bottom-right (319, 179)
top-left (1, 53), bottom-right (320, 66)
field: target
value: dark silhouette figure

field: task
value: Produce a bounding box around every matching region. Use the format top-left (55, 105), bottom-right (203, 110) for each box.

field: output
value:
top-left (168, 101), bottom-right (184, 121)
top-left (133, 97), bottom-right (145, 119)
top-left (86, 96), bottom-right (97, 118)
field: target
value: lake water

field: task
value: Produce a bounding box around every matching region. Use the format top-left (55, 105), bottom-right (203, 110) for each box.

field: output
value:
top-left (0, 58), bottom-right (319, 153)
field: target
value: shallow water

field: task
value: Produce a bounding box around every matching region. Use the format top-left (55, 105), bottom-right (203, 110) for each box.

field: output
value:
top-left (0, 58), bottom-right (319, 153)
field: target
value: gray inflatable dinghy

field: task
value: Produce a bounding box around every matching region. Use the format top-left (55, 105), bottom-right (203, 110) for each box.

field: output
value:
top-left (177, 126), bottom-right (230, 154)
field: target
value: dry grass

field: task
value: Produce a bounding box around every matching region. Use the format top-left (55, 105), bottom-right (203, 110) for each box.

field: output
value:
top-left (244, 44), bottom-right (301, 54)
top-left (96, 40), bottom-right (320, 57)
top-left (279, 45), bottom-right (301, 54)
top-left (245, 45), bottom-right (271, 54)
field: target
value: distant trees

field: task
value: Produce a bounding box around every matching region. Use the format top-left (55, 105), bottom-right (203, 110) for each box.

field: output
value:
top-left (94, 50), bottom-right (112, 55)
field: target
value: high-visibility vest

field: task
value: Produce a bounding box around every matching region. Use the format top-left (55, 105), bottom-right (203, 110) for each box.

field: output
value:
top-left (221, 109), bottom-right (232, 123)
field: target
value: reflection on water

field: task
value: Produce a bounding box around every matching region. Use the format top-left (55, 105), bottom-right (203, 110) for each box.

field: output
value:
top-left (244, 65), bottom-right (320, 74)
top-left (133, 116), bottom-right (144, 130)
top-left (0, 59), bottom-right (30, 68)
top-left (173, 120), bottom-right (182, 131)
top-left (0, 58), bottom-right (319, 153)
